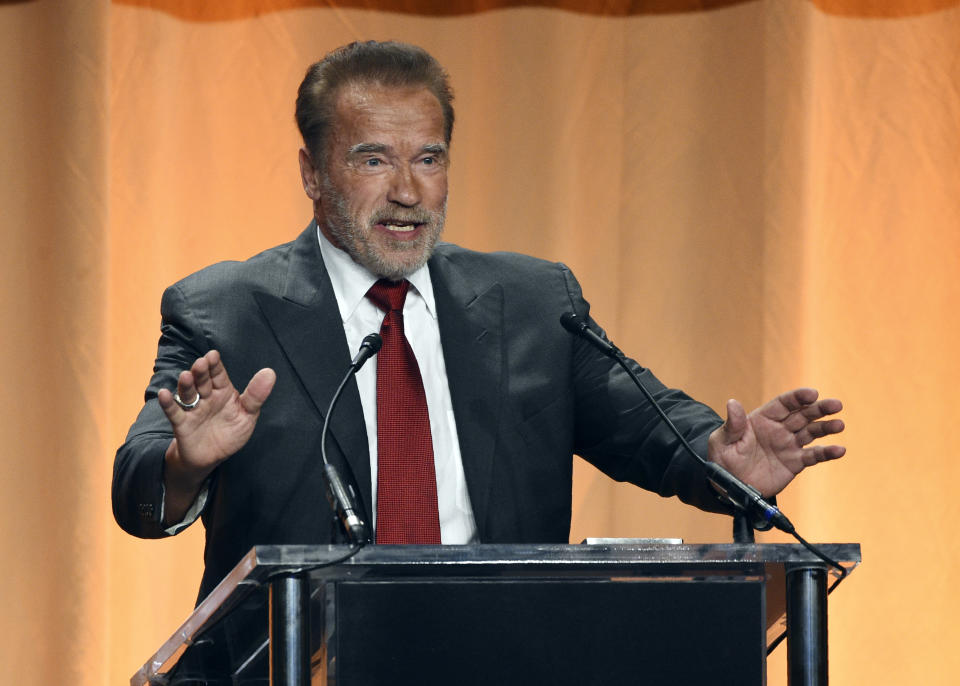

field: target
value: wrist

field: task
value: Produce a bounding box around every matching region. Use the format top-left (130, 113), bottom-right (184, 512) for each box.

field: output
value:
top-left (163, 439), bottom-right (214, 495)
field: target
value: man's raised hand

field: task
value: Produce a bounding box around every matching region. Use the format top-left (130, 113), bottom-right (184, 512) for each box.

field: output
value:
top-left (157, 350), bottom-right (276, 524)
top-left (707, 388), bottom-right (845, 498)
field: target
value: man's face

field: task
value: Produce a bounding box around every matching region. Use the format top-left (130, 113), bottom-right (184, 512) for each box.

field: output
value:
top-left (300, 82), bottom-right (449, 280)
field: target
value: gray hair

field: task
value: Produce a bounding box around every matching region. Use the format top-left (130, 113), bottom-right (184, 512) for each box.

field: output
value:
top-left (295, 40), bottom-right (455, 162)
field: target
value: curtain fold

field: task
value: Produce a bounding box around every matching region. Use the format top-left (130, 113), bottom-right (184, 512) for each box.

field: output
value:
top-left (0, 0), bottom-right (110, 683)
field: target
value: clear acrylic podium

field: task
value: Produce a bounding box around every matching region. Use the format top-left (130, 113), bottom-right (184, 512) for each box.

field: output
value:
top-left (132, 542), bottom-right (860, 686)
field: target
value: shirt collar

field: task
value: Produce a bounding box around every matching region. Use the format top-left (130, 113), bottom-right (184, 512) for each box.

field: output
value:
top-left (316, 224), bottom-right (437, 321)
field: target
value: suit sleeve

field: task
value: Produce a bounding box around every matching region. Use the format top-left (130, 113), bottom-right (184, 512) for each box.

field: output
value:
top-left (558, 265), bottom-right (731, 514)
top-left (112, 283), bottom-right (213, 538)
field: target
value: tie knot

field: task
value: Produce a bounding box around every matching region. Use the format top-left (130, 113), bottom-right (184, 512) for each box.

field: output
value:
top-left (367, 279), bottom-right (409, 313)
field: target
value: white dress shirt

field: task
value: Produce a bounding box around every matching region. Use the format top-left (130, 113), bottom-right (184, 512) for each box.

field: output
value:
top-left (317, 228), bottom-right (478, 543)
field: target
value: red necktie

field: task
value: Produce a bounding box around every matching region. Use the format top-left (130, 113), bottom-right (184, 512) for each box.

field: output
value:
top-left (366, 279), bottom-right (441, 544)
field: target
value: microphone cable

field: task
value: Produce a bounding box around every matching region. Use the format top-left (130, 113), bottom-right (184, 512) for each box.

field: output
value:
top-left (560, 311), bottom-right (853, 651)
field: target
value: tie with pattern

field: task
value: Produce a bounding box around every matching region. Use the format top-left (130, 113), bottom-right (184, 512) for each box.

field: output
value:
top-left (366, 279), bottom-right (441, 544)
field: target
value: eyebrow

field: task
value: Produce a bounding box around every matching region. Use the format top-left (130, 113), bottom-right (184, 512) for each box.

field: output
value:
top-left (348, 142), bottom-right (389, 155)
top-left (347, 142), bottom-right (448, 157)
top-left (422, 143), bottom-right (448, 156)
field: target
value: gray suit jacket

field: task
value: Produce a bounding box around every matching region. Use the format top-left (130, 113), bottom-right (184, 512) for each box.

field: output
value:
top-left (113, 224), bottom-right (727, 601)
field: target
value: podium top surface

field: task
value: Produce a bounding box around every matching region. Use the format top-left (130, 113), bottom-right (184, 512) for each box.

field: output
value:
top-left (132, 542), bottom-right (860, 685)
top-left (227, 541), bottom-right (860, 588)
top-left (244, 540), bottom-right (859, 570)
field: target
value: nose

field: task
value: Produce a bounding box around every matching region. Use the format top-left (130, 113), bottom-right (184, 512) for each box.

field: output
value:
top-left (386, 165), bottom-right (421, 207)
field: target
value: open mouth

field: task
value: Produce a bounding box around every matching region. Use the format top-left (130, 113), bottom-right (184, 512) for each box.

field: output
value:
top-left (382, 222), bottom-right (418, 232)
top-left (375, 219), bottom-right (425, 237)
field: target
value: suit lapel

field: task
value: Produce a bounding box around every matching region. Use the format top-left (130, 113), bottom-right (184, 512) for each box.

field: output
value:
top-left (430, 249), bottom-right (504, 539)
top-left (252, 225), bottom-right (372, 521)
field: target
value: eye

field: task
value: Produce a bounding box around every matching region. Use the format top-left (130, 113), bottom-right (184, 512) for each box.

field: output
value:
top-left (422, 157), bottom-right (435, 165)
top-left (364, 158), bottom-right (383, 167)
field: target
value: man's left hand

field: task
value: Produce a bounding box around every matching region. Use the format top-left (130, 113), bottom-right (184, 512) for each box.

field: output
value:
top-left (707, 388), bottom-right (845, 498)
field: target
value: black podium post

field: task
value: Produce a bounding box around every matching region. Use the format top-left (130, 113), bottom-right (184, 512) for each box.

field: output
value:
top-left (786, 562), bottom-right (830, 686)
top-left (270, 573), bottom-right (309, 686)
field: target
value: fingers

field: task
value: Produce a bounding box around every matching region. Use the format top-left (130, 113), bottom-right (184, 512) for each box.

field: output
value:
top-left (172, 353), bottom-right (215, 405)
top-left (205, 349), bottom-right (236, 392)
top-left (800, 444), bottom-right (846, 466)
top-left (158, 351), bottom-right (226, 422)
top-left (159, 369), bottom-right (202, 425)
top-left (769, 389), bottom-right (843, 430)
top-left (176, 369), bottom-right (200, 405)
top-left (188, 358), bottom-right (211, 400)
top-left (771, 389), bottom-right (845, 451)
top-left (157, 387), bottom-right (178, 418)
top-left (239, 368), bottom-right (277, 414)
top-left (795, 418), bottom-right (845, 446)
top-left (720, 398), bottom-right (748, 444)
top-left (159, 353), bottom-right (274, 423)
top-left (821, 445), bottom-right (846, 460)
top-left (812, 418), bottom-right (844, 440)
top-left (189, 349), bottom-right (236, 397)
top-left (776, 387), bottom-right (820, 413)
top-left (780, 401), bottom-right (840, 432)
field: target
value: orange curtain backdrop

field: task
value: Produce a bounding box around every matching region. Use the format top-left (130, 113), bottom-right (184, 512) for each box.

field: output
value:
top-left (1, 0), bottom-right (958, 683)
top-left (0, 1), bottom-right (111, 683)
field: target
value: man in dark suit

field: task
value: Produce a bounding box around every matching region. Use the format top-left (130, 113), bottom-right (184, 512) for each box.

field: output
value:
top-left (113, 41), bottom-right (845, 603)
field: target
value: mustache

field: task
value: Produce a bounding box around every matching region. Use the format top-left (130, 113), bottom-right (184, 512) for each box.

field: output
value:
top-left (368, 207), bottom-right (438, 226)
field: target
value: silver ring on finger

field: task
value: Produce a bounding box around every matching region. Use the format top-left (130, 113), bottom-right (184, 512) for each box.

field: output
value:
top-left (174, 391), bottom-right (201, 411)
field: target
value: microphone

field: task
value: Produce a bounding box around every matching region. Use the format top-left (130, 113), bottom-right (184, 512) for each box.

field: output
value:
top-left (320, 333), bottom-right (382, 545)
top-left (350, 332), bottom-right (383, 370)
top-left (560, 312), bottom-right (620, 358)
top-left (559, 312), bottom-right (795, 535)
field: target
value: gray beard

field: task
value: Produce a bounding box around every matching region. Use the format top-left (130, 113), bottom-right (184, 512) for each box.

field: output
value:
top-left (320, 180), bottom-right (445, 280)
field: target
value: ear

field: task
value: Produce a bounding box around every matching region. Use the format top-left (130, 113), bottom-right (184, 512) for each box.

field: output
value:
top-left (298, 147), bottom-right (322, 201)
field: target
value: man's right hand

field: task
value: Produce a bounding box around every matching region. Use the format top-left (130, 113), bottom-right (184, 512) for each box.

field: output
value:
top-left (157, 350), bottom-right (276, 525)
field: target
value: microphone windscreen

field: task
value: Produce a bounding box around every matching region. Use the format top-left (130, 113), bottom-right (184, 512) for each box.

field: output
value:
top-left (560, 312), bottom-right (585, 334)
top-left (362, 333), bottom-right (383, 353)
